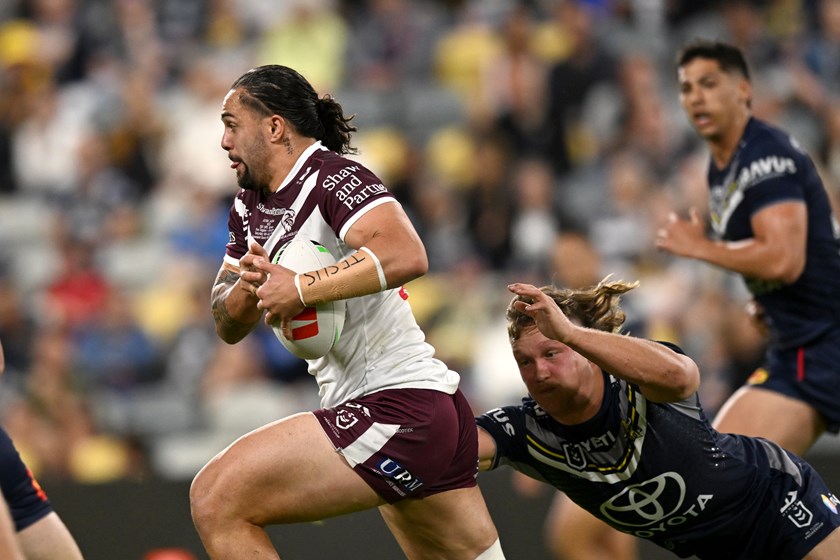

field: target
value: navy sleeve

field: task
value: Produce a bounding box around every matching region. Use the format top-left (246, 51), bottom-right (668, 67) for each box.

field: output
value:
top-left (742, 139), bottom-right (807, 216)
top-left (476, 405), bottom-right (528, 470)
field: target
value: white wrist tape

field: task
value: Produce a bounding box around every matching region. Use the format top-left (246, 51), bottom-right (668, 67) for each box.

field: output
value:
top-left (359, 246), bottom-right (387, 291)
top-left (293, 274), bottom-right (307, 306)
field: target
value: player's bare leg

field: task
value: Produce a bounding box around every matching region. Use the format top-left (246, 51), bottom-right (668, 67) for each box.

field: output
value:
top-left (713, 386), bottom-right (825, 455)
top-left (190, 412), bottom-right (385, 559)
top-left (379, 486), bottom-right (501, 560)
top-left (543, 494), bottom-right (636, 560)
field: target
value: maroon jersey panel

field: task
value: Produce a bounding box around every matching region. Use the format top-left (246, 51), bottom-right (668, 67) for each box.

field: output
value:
top-left (225, 146), bottom-right (394, 264)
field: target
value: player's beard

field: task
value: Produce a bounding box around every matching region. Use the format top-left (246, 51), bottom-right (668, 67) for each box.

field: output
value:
top-left (237, 164), bottom-right (261, 192)
top-left (237, 136), bottom-right (272, 193)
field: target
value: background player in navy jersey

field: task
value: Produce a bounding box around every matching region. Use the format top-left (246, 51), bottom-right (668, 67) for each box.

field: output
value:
top-left (0, 339), bottom-right (84, 559)
top-left (189, 65), bottom-right (503, 559)
top-left (657, 40), bottom-right (840, 455)
top-left (476, 279), bottom-right (840, 559)
top-left (538, 38), bottom-right (840, 560)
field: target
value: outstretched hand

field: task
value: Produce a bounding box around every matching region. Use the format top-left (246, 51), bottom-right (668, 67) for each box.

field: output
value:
top-left (508, 283), bottom-right (575, 343)
top-left (655, 207), bottom-right (707, 258)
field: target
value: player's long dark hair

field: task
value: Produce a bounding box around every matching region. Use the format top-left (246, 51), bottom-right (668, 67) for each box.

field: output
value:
top-left (230, 65), bottom-right (358, 155)
top-left (507, 277), bottom-right (639, 341)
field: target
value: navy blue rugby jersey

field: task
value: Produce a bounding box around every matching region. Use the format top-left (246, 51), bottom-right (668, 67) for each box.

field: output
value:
top-left (476, 343), bottom-right (804, 558)
top-left (707, 117), bottom-right (840, 348)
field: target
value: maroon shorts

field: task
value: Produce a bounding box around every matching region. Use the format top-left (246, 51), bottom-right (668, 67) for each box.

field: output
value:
top-left (313, 388), bottom-right (479, 503)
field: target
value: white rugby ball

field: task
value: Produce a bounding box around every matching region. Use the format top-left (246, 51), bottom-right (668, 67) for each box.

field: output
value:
top-left (271, 237), bottom-right (346, 360)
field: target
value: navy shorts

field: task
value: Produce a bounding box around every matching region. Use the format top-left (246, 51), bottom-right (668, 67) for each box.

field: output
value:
top-left (704, 444), bottom-right (840, 559)
top-left (0, 426), bottom-right (52, 531)
top-left (673, 440), bottom-right (840, 559)
top-left (313, 388), bottom-right (479, 503)
top-left (746, 326), bottom-right (840, 433)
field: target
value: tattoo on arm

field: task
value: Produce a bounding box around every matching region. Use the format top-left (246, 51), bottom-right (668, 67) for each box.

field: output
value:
top-left (211, 269), bottom-right (257, 340)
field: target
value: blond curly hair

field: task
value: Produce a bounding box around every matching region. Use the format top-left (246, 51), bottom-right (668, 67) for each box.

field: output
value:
top-left (506, 277), bottom-right (639, 341)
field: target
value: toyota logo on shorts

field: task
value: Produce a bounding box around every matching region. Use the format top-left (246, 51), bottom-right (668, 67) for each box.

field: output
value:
top-left (600, 472), bottom-right (687, 528)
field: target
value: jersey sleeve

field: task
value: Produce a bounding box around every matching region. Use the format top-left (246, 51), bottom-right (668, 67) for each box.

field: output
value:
top-left (314, 157), bottom-right (396, 240)
top-left (224, 193), bottom-right (249, 266)
top-left (742, 139), bottom-right (807, 216)
top-left (475, 405), bottom-right (529, 470)
top-left (651, 340), bottom-right (704, 416)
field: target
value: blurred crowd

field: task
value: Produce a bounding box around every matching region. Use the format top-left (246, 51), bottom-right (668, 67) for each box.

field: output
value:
top-left (0, 0), bottom-right (836, 483)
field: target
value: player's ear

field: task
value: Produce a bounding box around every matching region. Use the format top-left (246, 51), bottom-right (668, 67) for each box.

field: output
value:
top-left (268, 115), bottom-right (286, 141)
top-left (738, 78), bottom-right (752, 109)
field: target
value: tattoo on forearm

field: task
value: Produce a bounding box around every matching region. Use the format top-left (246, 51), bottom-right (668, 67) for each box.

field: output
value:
top-left (300, 253), bottom-right (366, 286)
top-left (214, 269), bottom-right (239, 288)
top-left (211, 269), bottom-right (256, 339)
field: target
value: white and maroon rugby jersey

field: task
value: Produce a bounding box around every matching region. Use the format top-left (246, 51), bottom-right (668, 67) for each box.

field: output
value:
top-left (224, 141), bottom-right (459, 407)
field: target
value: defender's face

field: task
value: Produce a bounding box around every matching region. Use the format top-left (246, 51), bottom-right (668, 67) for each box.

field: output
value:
top-left (678, 58), bottom-right (750, 142)
top-left (511, 326), bottom-right (591, 402)
top-left (220, 89), bottom-right (273, 192)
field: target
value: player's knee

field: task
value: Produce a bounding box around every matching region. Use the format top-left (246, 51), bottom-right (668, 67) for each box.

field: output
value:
top-left (189, 468), bottom-right (227, 534)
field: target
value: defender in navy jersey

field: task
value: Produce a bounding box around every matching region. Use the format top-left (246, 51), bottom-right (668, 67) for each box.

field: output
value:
top-left (190, 65), bottom-right (503, 559)
top-left (657, 40), bottom-right (840, 455)
top-left (0, 339), bottom-right (83, 559)
top-left (476, 280), bottom-right (840, 559)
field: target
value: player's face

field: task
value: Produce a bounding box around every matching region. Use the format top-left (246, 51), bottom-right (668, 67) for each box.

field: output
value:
top-left (511, 326), bottom-right (593, 403)
top-left (678, 57), bottom-right (750, 142)
top-left (220, 89), bottom-right (273, 192)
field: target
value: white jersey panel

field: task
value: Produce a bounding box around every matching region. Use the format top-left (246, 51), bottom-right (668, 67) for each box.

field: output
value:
top-left (292, 156), bottom-right (459, 408)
